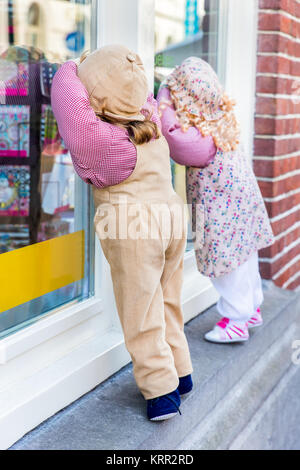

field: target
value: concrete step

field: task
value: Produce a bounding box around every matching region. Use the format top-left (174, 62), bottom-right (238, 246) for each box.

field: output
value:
top-left (229, 360), bottom-right (300, 450)
top-left (10, 281), bottom-right (300, 450)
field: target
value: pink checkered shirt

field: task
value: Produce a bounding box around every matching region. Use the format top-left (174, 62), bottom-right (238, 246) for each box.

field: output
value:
top-left (51, 61), bottom-right (161, 188)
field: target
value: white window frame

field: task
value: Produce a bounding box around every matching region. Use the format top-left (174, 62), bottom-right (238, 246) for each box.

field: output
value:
top-left (0, 0), bottom-right (258, 449)
top-left (219, 0), bottom-right (258, 160)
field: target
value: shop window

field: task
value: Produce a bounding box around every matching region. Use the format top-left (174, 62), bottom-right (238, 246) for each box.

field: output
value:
top-left (0, 0), bottom-right (94, 338)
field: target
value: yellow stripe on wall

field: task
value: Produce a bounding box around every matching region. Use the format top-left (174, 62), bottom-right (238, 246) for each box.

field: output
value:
top-left (0, 231), bottom-right (85, 313)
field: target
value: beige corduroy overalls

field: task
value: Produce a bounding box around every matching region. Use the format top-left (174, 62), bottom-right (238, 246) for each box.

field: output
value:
top-left (93, 136), bottom-right (193, 399)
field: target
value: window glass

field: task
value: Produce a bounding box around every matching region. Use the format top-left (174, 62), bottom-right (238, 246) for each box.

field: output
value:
top-left (154, 0), bottom-right (219, 250)
top-left (0, 0), bottom-right (94, 338)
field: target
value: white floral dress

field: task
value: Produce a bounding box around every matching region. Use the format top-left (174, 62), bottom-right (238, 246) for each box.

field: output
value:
top-left (186, 145), bottom-right (275, 278)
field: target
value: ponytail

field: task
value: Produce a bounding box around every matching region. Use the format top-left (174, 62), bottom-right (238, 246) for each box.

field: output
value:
top-left (79, 50), bottom-right (90, 64)
top-left (100, 112), bottom-right (161, 146)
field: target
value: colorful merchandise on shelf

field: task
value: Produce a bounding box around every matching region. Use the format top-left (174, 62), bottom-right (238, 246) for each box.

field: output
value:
top-left (40, 61), bottom-right (60, 98)
top-left (41, 153), bottom-right (74, 215)
top-left (40, 104), bottom-right (68, 155)
top-left (0, 224), bottom-right (30, 253)
top-left (0, 165), bottom-right (30, 216)
top-left (37, 219), bottom-right (70, 242)
top-left (0, 59), bottom-right (29, 97)
top-left (0, 105), bottom-right (30, 157)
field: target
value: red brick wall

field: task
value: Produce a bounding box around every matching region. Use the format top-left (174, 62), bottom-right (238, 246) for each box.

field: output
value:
top-left (254, 0), bottom-right (300, 289)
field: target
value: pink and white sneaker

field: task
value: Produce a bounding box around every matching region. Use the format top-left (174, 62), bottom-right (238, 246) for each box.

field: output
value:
top-left (204, 317), bottom-right (249, 344)
top-left (247, 308), bottom-right (263, 329)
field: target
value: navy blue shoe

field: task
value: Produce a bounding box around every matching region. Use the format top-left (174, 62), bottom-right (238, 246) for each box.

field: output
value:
top-left (147, 389), bottom-right (181, 421)
top-left (178, 374), bottom-right (193, 395)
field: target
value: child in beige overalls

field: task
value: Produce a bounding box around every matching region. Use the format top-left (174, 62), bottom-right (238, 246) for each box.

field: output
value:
top-left (51, 45), bottom-right (193, 421)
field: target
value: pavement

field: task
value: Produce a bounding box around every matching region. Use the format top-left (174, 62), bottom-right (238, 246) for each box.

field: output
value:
top-left (10, 281), bottom-right (300, 450)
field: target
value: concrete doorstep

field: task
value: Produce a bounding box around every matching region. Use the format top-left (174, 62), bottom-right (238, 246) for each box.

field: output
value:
top-left (10, 281), bottom-right (300, 450)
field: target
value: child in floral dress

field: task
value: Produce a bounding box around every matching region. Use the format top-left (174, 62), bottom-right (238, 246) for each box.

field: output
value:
top-left (157, 57), bottom-right (274, 343)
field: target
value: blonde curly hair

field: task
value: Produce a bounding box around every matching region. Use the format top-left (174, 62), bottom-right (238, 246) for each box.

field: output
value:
top-left (160, 57), bottom-right (240, 153)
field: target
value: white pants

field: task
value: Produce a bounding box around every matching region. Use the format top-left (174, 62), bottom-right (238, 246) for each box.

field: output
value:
top-left (211, 252), bottom-right (264, 323)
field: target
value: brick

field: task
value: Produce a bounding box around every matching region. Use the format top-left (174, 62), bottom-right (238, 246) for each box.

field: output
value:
top-left (256, 76), bottom-right (278, 94)
top-left (287, 0), bottom-right (297, 16)
top-left (255, 116), bottom-right (300, 135)
top-left (258, 11), bottom-right (299, 37)
top-left (259, 243), bottom-right (300, 283)
top-left (256, 33), bottom-right (300, 56)
top-left (296, 2), bottom-right (300, 18)
top-left (291, 60), bottom-right (300, 76)
top-left (288, 78), bottom-right (300, 97)
top-left (291, 20), bottom-right (300, 38)
top-left (276, 137), bottom-right (300, 154)
top-left (257, 34), bottom-right (280, 54)
top-left (289, 98), bottom-right (300, 114)
top-left (256, 96), bottom-right (300, 117)
top-left (257, 33), bottom-right (300, 57)
top-left (256, 96), bottom-right (278, 115)
top-left (280, 77), bottom-right (296, 95)
top-left (288, 39), bottom-right (300, 57)
top-left (253, 155), bottom-right (300, 178)
top-left (265, 190), bottom-right (300, 216)
top-left (253, 159), bottom-right (273, 178)
top-left (258, 174), bottom-right (300, 197)
top-left (255, 138), bottom-right (276, 155)
top-left (280, 13), bottom-right (293, 35)
top-left (257, 54), bottom-right (300, 77)
top-left (263, 242), bottom-right (300, 276)
top-left (259, 260), bottom-right (273, 279)
top-left (277, 155), bottom-right (300, 175)
top-left (255, 96), bottom-right (296, 115)
top-left (256, 76), bottom-right (298, 95)
top-left (271, 207), bottom-right (300, 235)
top-left (260, 226), bottom-right (300, 258)
top-left (255, 117), bottom-right (277, 135)
top-left (278, 34), bottom-right (290, 54)
top-left (286, 276), bottom-right (300, 289)
top-left (273, 257), bottom-right (300, 286)
top-left (256, 55), bottom-right (291, 74)
top-left (259, 246), bottom-right (274, 259)
top-left (254, 137), bottom-right (300, 156)
top-left (259, 0), bottom-right (298, 11)
top-left (282, 0), bottom-right (296, 13)
top-left (259, 12), bottom-right (281, 31)
top-left (259, 0), bottom-right (281, 8)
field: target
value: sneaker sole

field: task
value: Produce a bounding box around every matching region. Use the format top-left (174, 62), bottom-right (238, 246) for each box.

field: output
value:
top-left (248, 321), bottom-right (263, 329)
top-left (150, 412), bottom-right (178, 421)
top-left (204, 336), bottom-right (249, 344)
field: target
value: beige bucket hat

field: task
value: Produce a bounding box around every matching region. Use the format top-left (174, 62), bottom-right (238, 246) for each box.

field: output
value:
top-left (77, 44), bottom-right (148, 122)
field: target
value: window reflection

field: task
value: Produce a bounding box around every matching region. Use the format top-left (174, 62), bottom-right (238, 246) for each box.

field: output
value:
top-left (154, 0), bottom-right (219, 250)
top-left (0, 0), bottom-right (93, 338)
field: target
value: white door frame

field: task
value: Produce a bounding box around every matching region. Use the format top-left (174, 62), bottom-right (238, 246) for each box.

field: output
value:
top-left (220, 0), bottom-right (258, 160)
